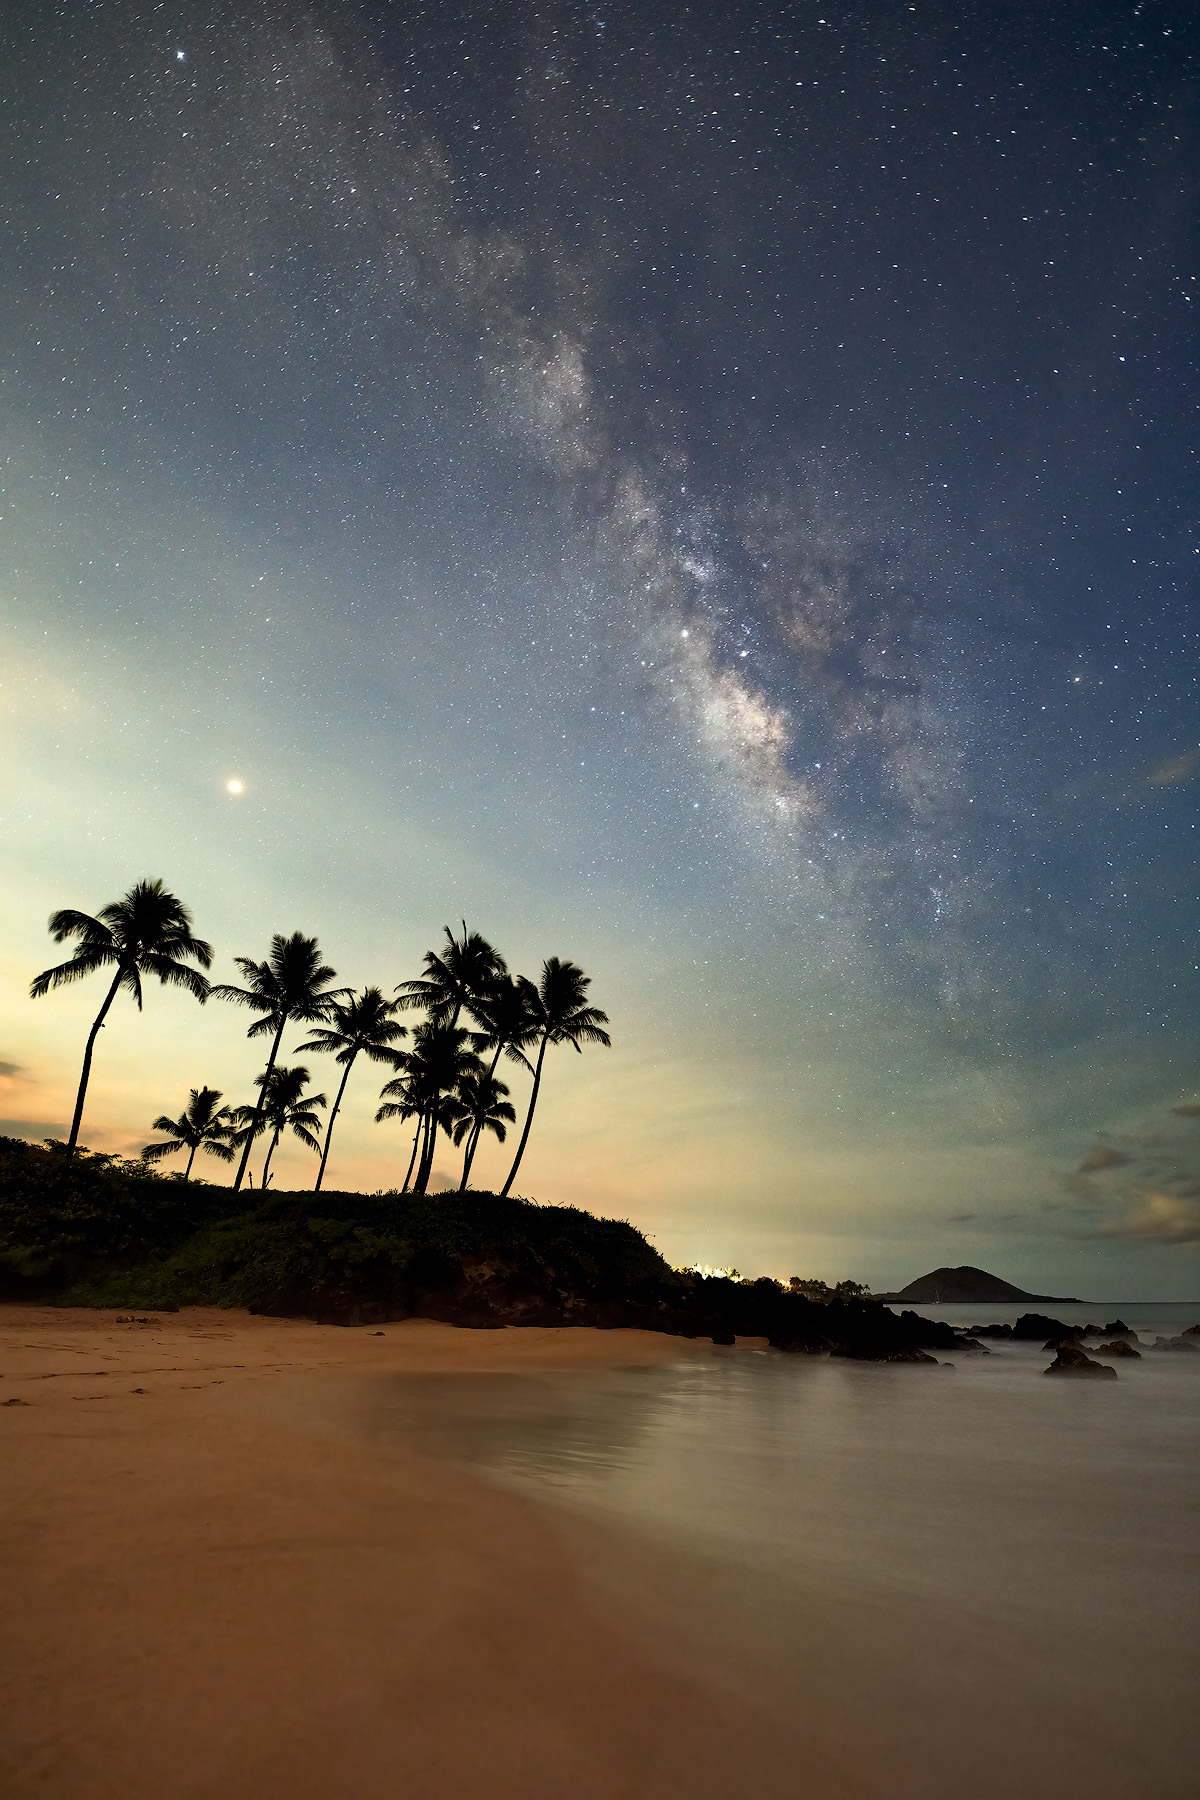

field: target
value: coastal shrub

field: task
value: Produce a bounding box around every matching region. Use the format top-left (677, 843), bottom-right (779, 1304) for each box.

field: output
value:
top-left (0, 1136), bottom-right (234, 1295)
top-left (0, 1159), bottom-right (679, 1312)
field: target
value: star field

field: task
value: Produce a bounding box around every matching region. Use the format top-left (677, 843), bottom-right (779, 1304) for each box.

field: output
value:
top-left (2, 0), bottom-right (1197, 1290)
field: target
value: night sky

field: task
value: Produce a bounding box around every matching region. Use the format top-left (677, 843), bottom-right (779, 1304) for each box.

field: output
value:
top-left (3, 0), bottom-right (1197, 1295)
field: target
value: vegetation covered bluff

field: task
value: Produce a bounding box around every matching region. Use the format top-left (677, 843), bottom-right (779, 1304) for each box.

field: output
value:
top-left (0, 1138), bottom-right (956, 1360)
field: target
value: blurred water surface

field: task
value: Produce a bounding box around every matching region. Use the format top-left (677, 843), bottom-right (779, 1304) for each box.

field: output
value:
top-left (364, 1316), bottom-right (1199, 1797)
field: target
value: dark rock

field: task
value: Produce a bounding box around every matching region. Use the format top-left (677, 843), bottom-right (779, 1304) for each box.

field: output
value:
top-left (968, 1322), bottom-right (1013, 1338)
top-left (1153, 1334), bottom-right (1200, 1353)
top-left (951, 1335), bottom-right (988, 1352)
top-left (1013, 1313), bottom-right (1078, 1341)
top-left (1182, 1324), bottom-right (1200, 1339)
top-left (1044, 1343), bottom-right (1118, 1379)
top-left (1095, 1340), bottom-right (1141, 1358)
top-left (711, 1331), bottom-right (736, 1345)
top-left (770, 1337), bottom-right (829, 1355)
top-left (1103, 1319), bottom-right (1134, 1337)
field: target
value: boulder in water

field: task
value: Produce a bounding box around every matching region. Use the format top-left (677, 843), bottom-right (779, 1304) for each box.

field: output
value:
top-left (1044, 1343), bottom-right (1117, 1379)
top-left (1153, 1334), bottom-right (1200, 1353)
top-left (1013, 1313), bottom-right (1077, 1341)
top-left (1095, 1339), bottom-right (1141, 1358)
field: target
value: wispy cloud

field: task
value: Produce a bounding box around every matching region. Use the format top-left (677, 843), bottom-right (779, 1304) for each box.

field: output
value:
top-left (1072, 1100), bottom-right (1200, 1250)
top-left (1079, 1145), bottom-right (1131, 1172)
top-left (1094, 1190), bottom-right (1200, 1249)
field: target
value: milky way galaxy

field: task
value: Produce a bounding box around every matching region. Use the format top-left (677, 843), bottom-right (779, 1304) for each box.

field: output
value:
top-left (3, 0), bottom-right (1197, 1293)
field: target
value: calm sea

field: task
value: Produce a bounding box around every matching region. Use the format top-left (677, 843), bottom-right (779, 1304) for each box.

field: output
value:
top-left (365, 1303), bottom-right (1200, 1799)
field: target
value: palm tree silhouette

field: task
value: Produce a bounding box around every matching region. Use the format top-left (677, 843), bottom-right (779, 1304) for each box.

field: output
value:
top-left (374, 1065), bottom-right (424, 1192)
top-left (462, 974), bottom-right (539, 1180)
top-left (142, 1086), bottom-right (237, 1180)
top-left (296, 986), bottom-right (407, 1191)
top-left (396, 923), bottom-right (506, 1028)
top-left (30, 879), bottom-right (213, 1161)
top-left (388, 1021), bottom-right (485, 1195)
top-left (498, 958), bottom-right (611, 1200)
top-left (449, 1071), bottom-right (517, 1189)
top-left (211, 933), bottom-right (345, 1193)
top-left (231, 1065), bottom-right (326, 1190)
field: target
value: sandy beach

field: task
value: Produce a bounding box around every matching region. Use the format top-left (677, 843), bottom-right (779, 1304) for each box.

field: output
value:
top-left (0, 1306), bottom-right (840, 1800)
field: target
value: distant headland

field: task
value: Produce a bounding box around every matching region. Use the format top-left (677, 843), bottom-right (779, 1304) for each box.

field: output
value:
top-left (875, 1265), bottom-right (1083, 1305)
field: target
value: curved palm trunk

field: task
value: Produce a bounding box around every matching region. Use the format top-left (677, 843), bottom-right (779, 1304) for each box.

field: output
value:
top-left (401, 1117), bottom-right (421, 1192)
top-left (65, 966), bottom-right (125, 1159)
top-left (184, 1141), bottom-right (198, 1182)
top-left (462, 1042), bottom-right (505, 1184)
top-left (314, 1054), bottom-right (355, 1192)
top-left (498, 1034), bottom-right (548, 1200)
top-left (232, 1013), bottom-right (287, 1192)
top-left (261, 1126), bottom-right (282, 1190)
top-left (413, 1108), bottom-right (436, 1196)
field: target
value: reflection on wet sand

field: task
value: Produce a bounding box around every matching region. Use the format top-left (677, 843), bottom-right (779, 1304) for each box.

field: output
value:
top-left (361, 1348), bottom-right (1200, 1800)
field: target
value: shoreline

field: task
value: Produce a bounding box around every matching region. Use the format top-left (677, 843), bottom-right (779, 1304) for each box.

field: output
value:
top-left (3, 1304), bottom-right (1195, 1800)
top-left (1, 1305), bottom-right (831, 1800)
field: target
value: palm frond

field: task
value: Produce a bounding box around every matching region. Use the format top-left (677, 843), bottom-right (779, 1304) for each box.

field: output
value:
top-left (29, 948), bottom-right (118, 997)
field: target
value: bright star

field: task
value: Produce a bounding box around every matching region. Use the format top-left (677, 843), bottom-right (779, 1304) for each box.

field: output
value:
top-left (226, 778), bottom-right (244, 795)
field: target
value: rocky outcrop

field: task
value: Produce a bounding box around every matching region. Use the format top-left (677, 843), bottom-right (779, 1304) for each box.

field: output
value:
top-left (1044, 1344), bottom-right (1117, 1379)
top-left (1095, 1339), bottom-right (1141, 1358)
top-left (1012, 1313), bottom-right (1078, 1341)
top-left (1153, 1334), bottom-right (1200, 1353)
top-left (876, 1266), bottom-right (1081, 1304)
top-left (248, 1253), bottom-right (961, 1363)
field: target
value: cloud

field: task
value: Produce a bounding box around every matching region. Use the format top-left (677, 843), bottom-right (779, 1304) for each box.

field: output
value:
top-left (1079, 1145), bottom-right (1131, 1172)
top-left (0, 1118), bottom-right (68, 1141)
top-left (0, 1061), bottom-right (20, 1078)
top-left (1171, 1103), bottom-right (1200, 1119)
top-left (1148, 747), bottom-right (1200, 786)
top-left (1094, 1189), bottom-right (1200, 1250)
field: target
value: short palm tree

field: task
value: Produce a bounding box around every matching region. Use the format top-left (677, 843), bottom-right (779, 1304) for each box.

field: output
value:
top-left (231, 1064), bottom-right (326, 1190)
top-left (498, 958), bottom-right (611, 1200)
top-left (211, 932), bottom-right (346, 1192)
top-left (449, 1071), bottom-right (516, 1189)
top-left (142, 1086), bottom-right (237, 1181)
top-left (396, 923), bottom-right (506, 1028)
top-left (30, 879), bottom-right (212, 1161)
top-left (462, 974), bottom-right (539, 1178)
top-left (375, 1063), bottom-right (424, 1192)
top-left (296, 986), bottom-right (407, 1191)
top-left (391, 1020), bottom-right (485, 1195)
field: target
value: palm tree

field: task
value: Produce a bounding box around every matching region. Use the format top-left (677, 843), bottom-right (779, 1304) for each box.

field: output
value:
top-left (296, 987), bottom-right (407, 1191)
top-left (498, 958), bottom-right (611, 1200)
top-left (231, 1065), bottom-right (327, 1190)
top-left (142, 1086), bottom-right (237, 1180)
top-left (375, 1063), bottom-right (424, 1192)
top-left (449, 1071), bottom-right (516, 1189)
top-left (211, 932), bottom-right (345, 1193)
top-left (396, 923), bottom-right (506, 1028)
top-left (462, 974), bottom-right (539, 1178)
top-left (392, 1021), bottom-right (485, 1195)
top-left (30, 879), bottom-right (213, 1161)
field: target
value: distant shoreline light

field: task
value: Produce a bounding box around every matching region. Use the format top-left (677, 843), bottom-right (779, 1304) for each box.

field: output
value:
top-left (226, 778), bottom-right (244, 795)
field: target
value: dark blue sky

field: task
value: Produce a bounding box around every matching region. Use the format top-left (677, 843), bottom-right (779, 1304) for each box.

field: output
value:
top-left (3, 0), bottom-right (1197, 1290)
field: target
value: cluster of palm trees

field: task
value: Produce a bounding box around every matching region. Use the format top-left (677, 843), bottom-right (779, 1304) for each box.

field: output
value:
top-left (30, 879), bottom-right (610, 1196)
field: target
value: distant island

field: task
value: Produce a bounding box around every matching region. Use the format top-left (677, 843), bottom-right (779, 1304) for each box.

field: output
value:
top-left (875, 1265), bottom-right (1083, 1305)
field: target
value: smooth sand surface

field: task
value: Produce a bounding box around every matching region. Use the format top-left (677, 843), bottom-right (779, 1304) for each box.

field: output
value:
top-left (0, 1306), bottom-right (842, 1800)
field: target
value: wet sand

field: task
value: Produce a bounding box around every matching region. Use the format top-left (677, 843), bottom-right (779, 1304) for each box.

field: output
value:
top-left (4, 1305), bottom-right (1194, 1800)
top-left (0, 1306), bottom-right (835, 1800)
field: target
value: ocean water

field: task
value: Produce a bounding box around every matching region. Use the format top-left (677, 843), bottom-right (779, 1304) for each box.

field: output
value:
top-left (366, 1308), bottom-right (1200, 1798)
